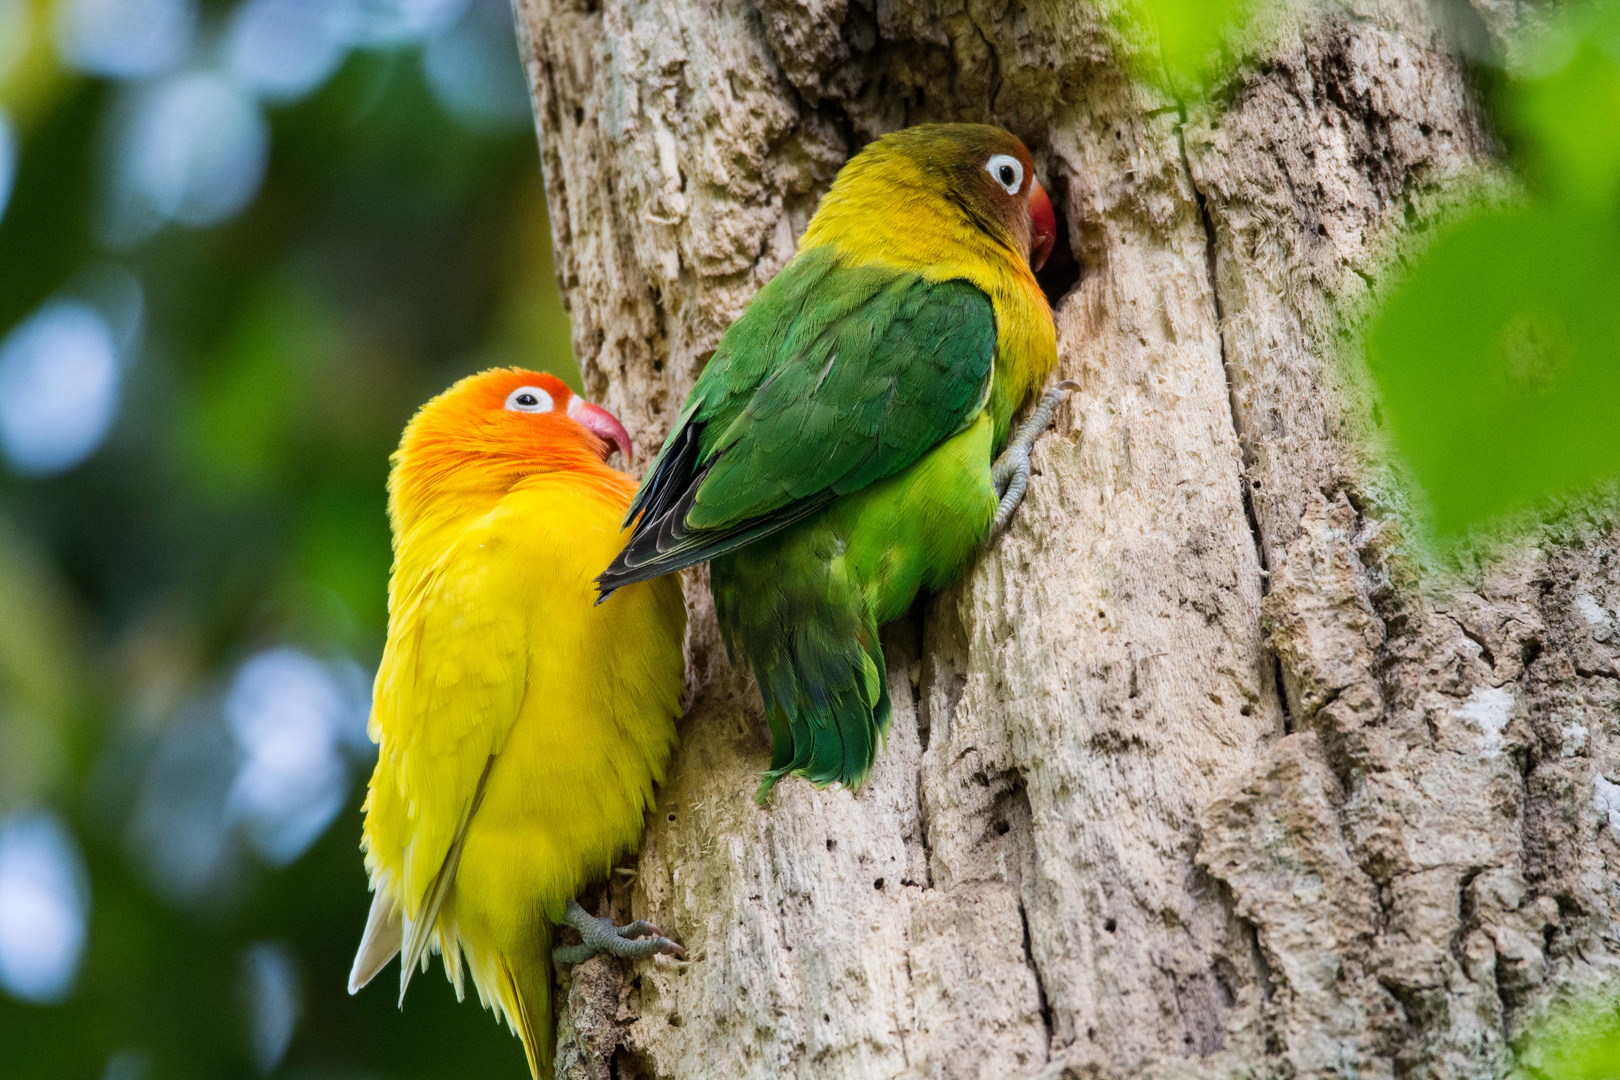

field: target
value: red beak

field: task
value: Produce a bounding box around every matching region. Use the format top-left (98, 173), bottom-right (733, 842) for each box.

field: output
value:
top-left (1029, 179), bottom-right (1055, 272)
top-left (572, 400), bottom-right (633, 465)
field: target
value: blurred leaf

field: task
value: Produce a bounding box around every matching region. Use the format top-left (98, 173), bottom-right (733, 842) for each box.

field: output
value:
top-left (182, 275), bottom-right (342, 497)
top-left (293, 479), bottom-right (391, 645)
top-left (1519, 992), bottom-right (1620, 1079)
top-left (1146, 0), bottom-right (1245, 82)
top-left (1366, 203), bottom-right (1620, 535)
top-left (0, 0), bottom-right (74, 133)
top-left (1507, 2), bottom-right (1620, 209)
top-left (0, 514), bottom-right (91, 811)
top-left (1116, 0), bottom-right (1252, 88)
top-left (1366, 2), bottom-right (1620, 539)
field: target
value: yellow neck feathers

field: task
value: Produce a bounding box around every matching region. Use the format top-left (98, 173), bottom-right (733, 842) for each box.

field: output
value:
top-left (800, 148), bottom-right (1028, 286)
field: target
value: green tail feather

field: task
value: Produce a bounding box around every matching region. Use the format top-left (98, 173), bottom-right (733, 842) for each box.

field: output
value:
top-left (714, 417), bottom-right (1001, 802)
top-left (714, 535), bottom-right (891, 803)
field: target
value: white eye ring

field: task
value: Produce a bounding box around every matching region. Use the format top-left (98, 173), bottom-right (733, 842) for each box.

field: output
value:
top-left (505, 386), bottom-right (554, 413)
top-left (986, 154), bottom-right (1024, 195)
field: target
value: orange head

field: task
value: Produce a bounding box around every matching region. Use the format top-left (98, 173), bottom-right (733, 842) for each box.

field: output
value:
top-left (390, 368), bottom-right (633, 521)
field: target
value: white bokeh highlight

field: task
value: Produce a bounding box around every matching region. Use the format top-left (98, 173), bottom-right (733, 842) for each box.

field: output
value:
top-left (225, 648), bottom-right (370, 867)
top-left (422, 0), bottom-right (532, 131)
top-left (0, 810), bottom-right (91, 1004)
top-left (0, 109), bottom-right (16, 228)
top-left (101, 73), bottom-right (270, 246)
top-left (127, 648), bottom-right (373, 904)
top-left (55, 0), bottom-right (196, 80)
top-left (225, 0), bottom-right (356, 103)
top-left (102, 1049), bottom-right (150, 1080)
top-left (127, 712), bottom-right (242, 905)
top-left (348, 0), bottom-right (468, 46)
top-left (0, 300), bottom-right (122, 476)
top-left (240, 942), bottom-right (301, 1074)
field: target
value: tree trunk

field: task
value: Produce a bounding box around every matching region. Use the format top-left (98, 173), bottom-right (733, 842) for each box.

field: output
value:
top-left (509, 2), bottom-right (1620, 1076)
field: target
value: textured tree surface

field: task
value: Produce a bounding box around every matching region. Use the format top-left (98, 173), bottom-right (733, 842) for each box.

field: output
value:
top-left (510, 1), bottom-right (1620, 1076)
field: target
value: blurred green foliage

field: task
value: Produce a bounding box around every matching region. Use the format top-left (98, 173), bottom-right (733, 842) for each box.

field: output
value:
top-left (1518, 992), bottom-right (1620, 1080)
top-left (0, 3), bottom-right (577, 1078)
top-left (1367, 2), bottom-right (1620, 537)
top-left (1127, 0), bottom-right (1251, 85)
top-left (1508, 4), bottom-right (1620, 207)
top-left (1364, 204), bottom-right (1620, 534)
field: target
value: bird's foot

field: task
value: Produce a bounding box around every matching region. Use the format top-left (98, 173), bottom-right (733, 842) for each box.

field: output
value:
top-left (554, 899), bottom-right (686, 965)
top-left (990, 380), bottom-right (1078, 532)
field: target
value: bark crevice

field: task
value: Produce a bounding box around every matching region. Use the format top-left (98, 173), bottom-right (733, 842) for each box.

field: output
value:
top-left (1019, 896), bottom-right (1057, 1054)
top-left (1176, 100), bottom-right (1292, 748)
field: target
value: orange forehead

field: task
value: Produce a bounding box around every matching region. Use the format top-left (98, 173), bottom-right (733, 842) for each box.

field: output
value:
top-left (406, 368), bottom-right (586, 451)
top-left (455, 368), bottom-right (574, 410)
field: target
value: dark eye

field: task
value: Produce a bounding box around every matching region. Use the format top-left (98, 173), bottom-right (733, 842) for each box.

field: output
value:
top-left (504, 385), bottom-right (554, 412)
top-left (985, 153), bottom-right (1023, 196)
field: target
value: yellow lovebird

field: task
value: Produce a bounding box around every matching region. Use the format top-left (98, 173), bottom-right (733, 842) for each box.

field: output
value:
top-left (348, 369), bottom-right (687, 1080)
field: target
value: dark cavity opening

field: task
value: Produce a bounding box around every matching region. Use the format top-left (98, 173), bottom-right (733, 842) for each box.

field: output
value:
top-left (1035, 173), bottom-right (1082, 308)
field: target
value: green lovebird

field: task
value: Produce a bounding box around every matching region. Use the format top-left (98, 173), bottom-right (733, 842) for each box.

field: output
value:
top-left (598, 124), bottom-right (1066, 800)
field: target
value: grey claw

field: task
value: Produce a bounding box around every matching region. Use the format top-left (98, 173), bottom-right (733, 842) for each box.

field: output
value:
top-left (555, 899), bottom-right (686, 966)
top-left (990, 381), bottom-right (1077, 533)
top-left (623, 936), bottom-right (686, 960)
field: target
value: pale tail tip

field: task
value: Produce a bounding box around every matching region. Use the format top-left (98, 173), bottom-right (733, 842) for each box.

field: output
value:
top-left (347, 960), bottom-right (377, 996)
top-left (347, 958), bottom-right (372, 996)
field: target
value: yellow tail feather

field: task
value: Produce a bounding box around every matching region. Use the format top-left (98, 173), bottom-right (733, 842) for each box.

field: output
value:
top-left (498, 921), bottom-right (555, 1080)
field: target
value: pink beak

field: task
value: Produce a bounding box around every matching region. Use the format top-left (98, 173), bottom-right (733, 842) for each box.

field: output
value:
top-left (572, 400), bottom-right (633, 465)
top-left (1029, 179), bottom-right (1055, 272)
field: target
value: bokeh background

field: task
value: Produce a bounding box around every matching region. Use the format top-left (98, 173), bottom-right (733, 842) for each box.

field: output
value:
top-left (0, 0), bottom-right (576, 1076)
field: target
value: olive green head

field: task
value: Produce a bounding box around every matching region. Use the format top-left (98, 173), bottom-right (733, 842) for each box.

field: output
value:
top-left (803, 123), bottom-right (1056, 271)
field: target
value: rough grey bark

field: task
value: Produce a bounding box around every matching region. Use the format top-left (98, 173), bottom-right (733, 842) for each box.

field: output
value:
top-left (510, 1), bottom-right (1620, 1077)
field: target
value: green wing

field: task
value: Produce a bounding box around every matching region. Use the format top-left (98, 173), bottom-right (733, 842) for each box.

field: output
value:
top-left (598, 246), bottom-right (997, 595)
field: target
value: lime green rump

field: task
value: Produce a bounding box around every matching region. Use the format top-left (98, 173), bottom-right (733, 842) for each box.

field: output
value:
top-left (712, 414), bottom-right (996, 796)
top-left (827, 411), bottom-right (997, 621)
